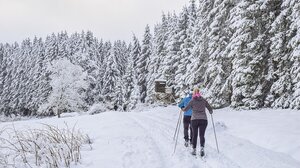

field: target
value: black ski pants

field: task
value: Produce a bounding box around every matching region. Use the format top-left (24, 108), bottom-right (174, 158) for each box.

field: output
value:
top-left (191, 119), bottom-right (208, 149)
top-left (183, 116), bottom-right (192, 142)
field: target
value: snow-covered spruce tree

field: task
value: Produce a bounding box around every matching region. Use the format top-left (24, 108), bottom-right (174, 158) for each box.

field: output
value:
top-left (146, 13), bottom-right (170, 103)
top-left (68, 32), bottom-right (81, 56)
top-left (187, 0), bottom-right (197, 34)
top-left (174, 6), bottom-right (193, 95)
top-left (266, 0), bottom-right (295, 108)
top-left (4, 43), bottom-right (18, 115)
top-left (160, 13), bottom-right (180, 89)
top-left (0, 45), bottom-right (3, 111)
top-left (15, 39), bottom-right (30, 115)
top-left (227, 0), bottom-right (276, 109)
top-left (110, 41), bottom-right (129, 109)
top-left (0, 44), bottom-right (4, 94)
top-left (137, 25), bottom-right (152, 103)
top-left (146, 23), bottom-right (166, 103)
top-left (201, 0), bottom-right (236, 108)
top-left (88, 39), bottom-right (106, 105)
top-left (186, 0), bottom-right (197, 58)
top-left (44, 33), bottom-right (58, 62)
top-left (176, 0), bottom-right (199, 96)
top-left (25, 37), bottom-right (48, 115)
top-left (0, 44), bottom-right (5, 114)
top-left (98, 41), bottom-right (112, 96)
top-left (34, 37), bottom-right (52, 115)
top-left (38, 58), bottom-right (88, 117)
top-left (0, 44), bottom-right (3, 67)
top-left (154, 13), bottom-right (169, 68)
top-left (184, 0), bottom-right (197, 87)
top-left (123, 46), bottom-right (139, 110)
top-left (81, 31), bottom-right (99, 105)
top-left (1, 43), bottom-right (21, 116)
top-left (57, 31), bottom-right (69, 59)
top-left (101, 42), bottom-right (121, 107)
top-left (114, 40), bottom-right (129, 76)
top-left (131, 34), bottom-right (141, 69)
top-left (289, 1), bottom-right (300, 109)
top-left (0, 44), bottom-right (14, 116)
top-left (127, 35), bottom-right (141, 106)
top-left (225, 0), bottom-right (256, 109)
top-left (111, 78), bottom-right (124, 111)
top-left (187, 0), bottom-right (214, 88)
top-left (72, 31), bottom-right (102, 106)
top-left (11, 39), bottom-right (32, 115)
top-left (0, 44), bottom-right (4, 114)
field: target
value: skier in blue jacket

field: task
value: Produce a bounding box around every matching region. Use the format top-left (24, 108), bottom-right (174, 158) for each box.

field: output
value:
top-left (178, 91), bottom-right (193, 147)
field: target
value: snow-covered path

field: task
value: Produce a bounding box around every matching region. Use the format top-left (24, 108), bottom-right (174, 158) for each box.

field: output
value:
top-left (1, 106), bottom-right (299, 168)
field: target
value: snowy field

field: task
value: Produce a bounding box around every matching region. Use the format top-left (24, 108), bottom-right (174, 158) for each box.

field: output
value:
top-left (1, 105), bottom-right (300, 168)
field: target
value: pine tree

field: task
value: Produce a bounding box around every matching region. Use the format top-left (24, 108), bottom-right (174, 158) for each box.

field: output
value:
top-left (57, 31), bottom-right (69, 59)
top-left (101, 43), bottom-right (121, 104)
top-left (0, 44), bottom-right (4, 99)
top-left (171, 7), bottom-right (189, 93)
top-left (98, 41), bottom-right (112, 97)
top-left (227, 0), bottom-right (276, 109)
top-left (0, 43), bottom-right (19, 115)
top-left (162, 13), bottom-right (180, 88)
top-left (111, 78), bottom-right (124, 110)
top-left (44, 33), bottom-right (58, 61)
top-left (16, 38), bottom-right (32, 114)
top-left (151, 12), bottom-right (169, 80)
top-left (289, 1), bottom-right (300, 109)
top-left (27, 37), bottom-right (47, 115)
top-left (113, 40), bottom-right (128, 76)
top-left (137, 25), bottom-right (152, 103)
top-left (188, 0), bottom-right (215, 88)
top-left (123, 45), bottom-right (139, 110)
top-left (175, 6), bottom-right (195, 95)
top-left (266, 0), bottom-right (295, 108)
top-left (201, 0), bottom-right (236, 108)
top-left (187, 0), bottom-right (197, 46)
top-left (131, 34), bottom-right (141, 69)
top-left (127, 35), bottom-right (141, 106)
top-left (146, 24), bottom-right (162, 103)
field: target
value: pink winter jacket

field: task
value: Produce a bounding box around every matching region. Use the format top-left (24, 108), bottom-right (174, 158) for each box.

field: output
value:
top-left (183, 95), bottom-right (213, 120)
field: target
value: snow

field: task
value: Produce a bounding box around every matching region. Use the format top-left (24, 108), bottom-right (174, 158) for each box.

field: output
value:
top-left (155, 79), bottom-right (167, 82)
top-left (1, 106), bottom-right (300, 168)
top-left (87, 103), bottom-right (108, 115)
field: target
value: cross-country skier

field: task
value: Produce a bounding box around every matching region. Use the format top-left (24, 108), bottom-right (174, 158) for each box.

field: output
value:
top-left (182, 88), bottom-right (213, 156)
top-left (178, 90), bottom-right (193, 147)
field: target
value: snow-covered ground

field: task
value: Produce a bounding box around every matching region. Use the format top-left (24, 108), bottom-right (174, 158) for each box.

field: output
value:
top-left (1, 105), bottom-right (299, 168)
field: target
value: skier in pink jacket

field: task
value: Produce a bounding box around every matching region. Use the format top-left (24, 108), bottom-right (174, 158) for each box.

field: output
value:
top-left (182, 88), bottom-right (213, 156)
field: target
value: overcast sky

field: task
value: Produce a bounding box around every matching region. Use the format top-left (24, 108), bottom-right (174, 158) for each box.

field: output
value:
top-left (0, 0), bottom-right (188, 44)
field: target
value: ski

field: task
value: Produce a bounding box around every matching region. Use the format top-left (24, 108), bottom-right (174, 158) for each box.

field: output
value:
top-left (200, 154), bottom-right (207, 162)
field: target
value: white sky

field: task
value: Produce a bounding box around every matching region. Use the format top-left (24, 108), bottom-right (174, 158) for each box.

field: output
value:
top-left (0, 0), bottom-right (188, 44)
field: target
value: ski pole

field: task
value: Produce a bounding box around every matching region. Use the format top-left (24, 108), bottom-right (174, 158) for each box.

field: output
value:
top-left (210, 113), bottom-right (220, 153)
top-left (173, 110), bottom-right (183, 154)
top-left (173, 110), bottom-right (182, 141)
top-left (174, 111), bottom-right (183, 142)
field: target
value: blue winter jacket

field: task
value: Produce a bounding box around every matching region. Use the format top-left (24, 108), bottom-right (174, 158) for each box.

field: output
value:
top-left (178, 94), bottom-right (192, 116)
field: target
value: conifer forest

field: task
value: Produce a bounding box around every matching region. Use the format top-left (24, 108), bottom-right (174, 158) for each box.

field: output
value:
top-left (1, 0), bottom-right (300, 116)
